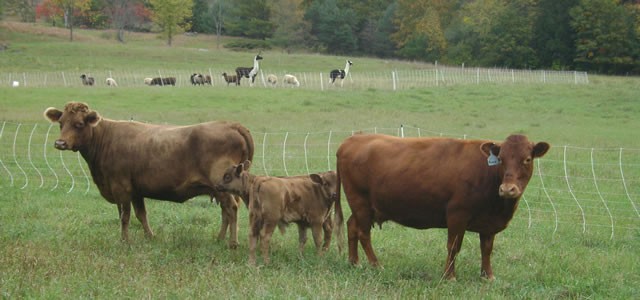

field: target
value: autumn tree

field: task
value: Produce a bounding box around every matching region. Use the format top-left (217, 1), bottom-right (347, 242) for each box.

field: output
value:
top-left (52, 0), bottom-right (91, 41)
top-left (149, 0), bottom-right (193, 46)
top-left (392, 0), bottom-right (454, 61)
top-left (104, 0), bottom-right (147, 42)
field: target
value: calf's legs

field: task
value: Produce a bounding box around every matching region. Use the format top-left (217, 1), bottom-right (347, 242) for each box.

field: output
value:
top-left (215, 192), bottom-right (240, 249)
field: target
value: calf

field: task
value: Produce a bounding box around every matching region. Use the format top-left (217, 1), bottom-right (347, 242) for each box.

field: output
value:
top-left (217, 160), bottom-right (338, 265)
top-left (335, 134), bottom-right (550, 280)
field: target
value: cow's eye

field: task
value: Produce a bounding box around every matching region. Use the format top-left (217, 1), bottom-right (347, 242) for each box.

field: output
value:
top-left (223, 173), bottom-right (231, 182)
top-left (524, 157), bottom-right (532, 164)
top-left (75, 122), bottom-right (85, 129)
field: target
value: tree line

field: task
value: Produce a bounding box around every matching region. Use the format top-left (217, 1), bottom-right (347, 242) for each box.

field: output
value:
top-left (3, 0), bottom-right (640, 74)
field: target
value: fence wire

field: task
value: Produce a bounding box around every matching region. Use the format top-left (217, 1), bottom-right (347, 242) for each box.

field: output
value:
top-left (2, 67), bottom-right (589, 90)
top-left (1, 122), bottom-right (637, 241)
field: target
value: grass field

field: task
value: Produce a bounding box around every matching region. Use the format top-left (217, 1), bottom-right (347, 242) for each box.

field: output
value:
top-left (1, 21), bottom-right (639, 299)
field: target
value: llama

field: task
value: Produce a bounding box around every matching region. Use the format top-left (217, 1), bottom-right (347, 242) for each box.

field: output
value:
top-left (235, 54), bottom-right (263, 86)
top-left (283, 74), bottom-right (300, 87)
top-left (80, 74), bottom-right (95, 86)
top-left (329, 60), bottom-right (353, 86)
top-left (267, 74), bottom-right (278, 86)
top-left (106, 78), bottom-right (118, 87)
top-left (222, 72), bottom-right (240, 86)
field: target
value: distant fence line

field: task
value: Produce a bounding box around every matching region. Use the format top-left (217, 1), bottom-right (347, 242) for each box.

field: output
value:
top-left (0, 121), bottom-right (637, 241)
top-left (1, 67), bottom-right (589, 90)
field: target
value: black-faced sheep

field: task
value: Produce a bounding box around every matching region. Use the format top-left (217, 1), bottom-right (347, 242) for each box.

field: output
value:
top-left (236, 54), bottom-right (263, 86)
top-left (267, 74), bottom-right (278, 86)
top-left (222, 73), bottom-right (240, 86)
top-left (149, 77), bottom-right (176, 86)
top-left (330, 60), bottom-right (353, 86)
top-left (283, 74), bottom-right (300, 87)
top-left (80, 74), bottom-right (95, 86)
top-left (106, 78), bottom-right (118, 87)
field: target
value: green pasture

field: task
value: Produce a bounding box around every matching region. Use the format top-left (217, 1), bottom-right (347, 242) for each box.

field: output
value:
top-left (1, 22), bottom-right (640, 299)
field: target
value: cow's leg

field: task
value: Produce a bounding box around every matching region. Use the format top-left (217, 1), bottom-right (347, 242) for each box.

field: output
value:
top-left (297, 224), bottom-right (308, 254)
top-left (479, 233), bottom-right (496, 280)
top-left (119, 201), bottom-right (132, 242)
top-left (444, 228), bottom-right (466, 281)
top-left (353, 210), bottom-right (378, 267)
top-left (321, 216), bottom-right (333, 252)
top-left (132, 197), bottom-right (154, 238)
top-left (346, 215), bottom-right (359, 265)
top-left (216, 192), bottom-right (239, 249)
top-left (260, 221), bottom-right (277, 265)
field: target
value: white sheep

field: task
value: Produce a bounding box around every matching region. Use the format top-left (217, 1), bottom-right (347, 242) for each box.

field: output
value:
top-left (144, 78), bottom-right (153, 85)
top-left (267, 74), bottom-right (278, 87)
top-left (106, 78), bottom-right (118, 87)
top-left (283, 74), bottom-right (300, 87)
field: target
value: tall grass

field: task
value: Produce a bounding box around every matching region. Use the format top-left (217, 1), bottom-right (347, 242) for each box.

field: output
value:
top-left (1, 21), bottom-right (639, 299)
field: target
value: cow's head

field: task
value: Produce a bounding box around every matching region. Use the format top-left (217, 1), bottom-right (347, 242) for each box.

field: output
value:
top-left (310, 170), bottom-right (338, 201)
top-left (480, 135), bottom-right (550, 199)
top-left (217, 160), bottom-right (252, 194)
top-left (43, 102), bottom-right (101, 152)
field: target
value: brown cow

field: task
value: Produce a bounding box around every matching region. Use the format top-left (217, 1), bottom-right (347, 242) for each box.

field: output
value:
top-left (43, 102), bottom-right (254, 248)
top-left (217, 160), bottom-right (338, 265)
top-left (335, 134), bottom-right (550, 280)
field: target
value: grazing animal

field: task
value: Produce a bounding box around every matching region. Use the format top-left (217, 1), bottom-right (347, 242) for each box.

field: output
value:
top-left (329, 60), bottom-right (353, 86)
top-left (217, 160), bottom-right (338, 265)
top-left (235, 54), bottom-right (263, 86)
top-left (106, 78), bottom-right (118, 87)
top-left (283, 74), bottom-right (300, 87)
top-left (335, 134), bottom-right (550, 280)
top-left (144, 78), bottom-right (153, 85)
top-left (203, 75), bottom-right (212, 85)
top-left (149, 77), bottom-right (176, 86)
top-left (222, 73), bottom-right (240, 86)
top-left (190, 73), bottom-right (201, 85)
top-left (43, 102), bottom-right (255, 248)
top-left (80, 74), bottom-right (95, 86)
top-left (266, 74), bottom-right (278, 86)
top-left (190, 73), bottom-right (211, 86)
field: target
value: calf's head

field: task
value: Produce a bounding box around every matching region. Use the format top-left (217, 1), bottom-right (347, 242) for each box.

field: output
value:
top-left (44, 102), bottom-right (101, 152)
top-left (309, 170), bottom-right (338, 201)
top-left (217, 160), bottom-right (252, 195)
top-left (481, 135), bottom-right (550, 199)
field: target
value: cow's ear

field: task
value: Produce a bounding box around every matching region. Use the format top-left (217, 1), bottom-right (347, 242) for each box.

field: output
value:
top-left (44, 107), bottom-right (62, 122)
top-left (532, 142), bottom-right (550, 158)
top-left (242, 160), bottom-right (252, 171)
top-left (85, 111), bottom-right (101, 127)
top-left (480, 142), bottom-right (500, 157)
top-left (309, 174), bottom-right (323, 184)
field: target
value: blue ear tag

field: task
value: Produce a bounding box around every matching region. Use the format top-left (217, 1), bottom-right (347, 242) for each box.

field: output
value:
top-left (487, 151), bottom-right (500, 166)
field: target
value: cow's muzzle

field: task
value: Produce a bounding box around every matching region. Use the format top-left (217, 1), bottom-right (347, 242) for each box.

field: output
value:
top-left (54, 140), bottom-right (69, 150)
top-left (499, 183), bottom-right (521, 199)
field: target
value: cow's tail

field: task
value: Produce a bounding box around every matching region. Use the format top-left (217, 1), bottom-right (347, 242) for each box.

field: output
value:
top-left (334, 163), bottom-right (344, 254)
top-left (235, 123), bottom-right (255, 163)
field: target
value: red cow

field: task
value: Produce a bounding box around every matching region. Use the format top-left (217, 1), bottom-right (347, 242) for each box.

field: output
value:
top-left (335, 134), bottom-right (550, 280)
top-left (44, 102), bottom-right (254, 248)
